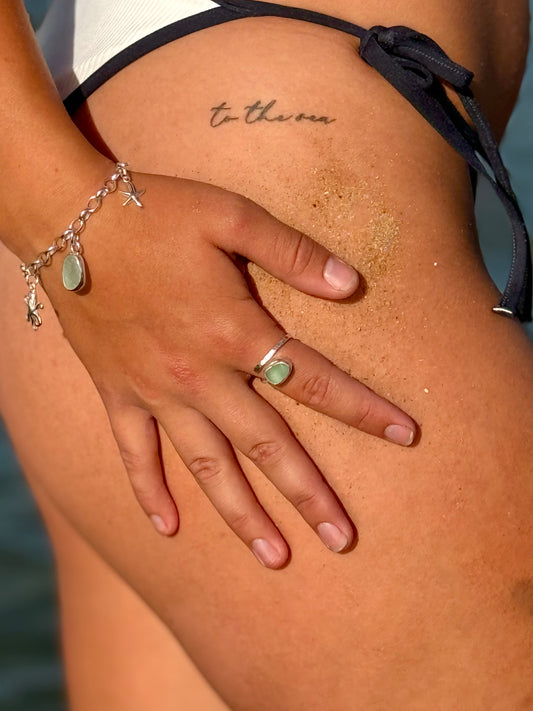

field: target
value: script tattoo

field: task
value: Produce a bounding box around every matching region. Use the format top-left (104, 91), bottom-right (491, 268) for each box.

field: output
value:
top-left (210, 99), bottom-right (336, 127)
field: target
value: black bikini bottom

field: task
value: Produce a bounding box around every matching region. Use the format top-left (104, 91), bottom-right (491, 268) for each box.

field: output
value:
top-left (64, 0), bottom-right (532, 322)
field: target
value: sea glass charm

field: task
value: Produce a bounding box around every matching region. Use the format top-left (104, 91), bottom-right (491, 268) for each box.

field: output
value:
top-left (62, 253), bottom-right (86, 291)
top-left (263, 359), bottom-right (293, 386)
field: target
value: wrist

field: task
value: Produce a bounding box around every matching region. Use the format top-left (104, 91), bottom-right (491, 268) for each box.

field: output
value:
top-left (1, 137), bottom-right (116, 262)
top-left (20, 161), bottom-right (144, 331)
top-left (0, 0), bottom-right (118, 259)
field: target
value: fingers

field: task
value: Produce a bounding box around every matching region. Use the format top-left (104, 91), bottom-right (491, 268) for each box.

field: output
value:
top-left (106, 403), bottom-right (179, 536)
top-left (260, 338), bottom-right (417, 446)
top-left (229, 308), bottom-right (417, 445)
top-left (159, 408), bottom-right (290, 569)
top-left (219, 198), bottom-right (359, 299)
top-left (201, 381), bottom-right (356, 555)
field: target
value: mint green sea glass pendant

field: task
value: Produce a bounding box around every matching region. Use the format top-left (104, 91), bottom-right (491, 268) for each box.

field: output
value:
top-left (263, 359), bottom-right (293, 386)
top-left (62, 253), bottom-right (86, 291)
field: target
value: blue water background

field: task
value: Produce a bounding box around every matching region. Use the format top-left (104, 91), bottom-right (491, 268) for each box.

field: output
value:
top-left (1, 1), bottom-right (532, 708)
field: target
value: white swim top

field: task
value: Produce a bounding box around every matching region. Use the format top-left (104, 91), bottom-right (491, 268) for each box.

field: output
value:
top-left (37, 0), bottom-right (219, 100)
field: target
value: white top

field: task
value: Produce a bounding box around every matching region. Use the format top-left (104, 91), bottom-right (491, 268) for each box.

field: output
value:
top-left (38, 0), bottom-right (219, 99)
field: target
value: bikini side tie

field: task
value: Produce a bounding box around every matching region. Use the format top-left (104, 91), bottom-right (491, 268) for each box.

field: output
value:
top-left (214, 1), bottom-right (533, 321)
top-left (359, 25), bottom-right (532, 321)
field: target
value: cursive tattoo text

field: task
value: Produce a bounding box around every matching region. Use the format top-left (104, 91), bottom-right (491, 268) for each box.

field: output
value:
top-left (210, 99), bottom-right (336, 127)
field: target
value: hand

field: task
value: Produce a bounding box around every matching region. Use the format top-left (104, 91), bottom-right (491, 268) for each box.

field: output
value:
top-left (42, 168), bottom-right (416, 568)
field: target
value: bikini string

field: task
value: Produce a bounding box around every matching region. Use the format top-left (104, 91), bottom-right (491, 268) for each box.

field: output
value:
top-left (358, 26), bottom-right (532, 322)
top-left (214, 0), bottom-right (532, 322)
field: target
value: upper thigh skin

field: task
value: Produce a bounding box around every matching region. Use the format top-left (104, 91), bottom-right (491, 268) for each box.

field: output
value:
top-left (31, 484), bottom-right (229, 711)
top-left (1, 3), bottom-right (533, 710)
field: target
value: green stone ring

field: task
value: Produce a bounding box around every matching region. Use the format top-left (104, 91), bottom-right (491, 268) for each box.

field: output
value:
top-left (254, 334), bottom-right (293, 386)
top-left (263, 359), bottom-right (293, 386)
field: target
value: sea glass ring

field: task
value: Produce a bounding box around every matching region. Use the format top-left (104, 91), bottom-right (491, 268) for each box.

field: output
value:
top-left (262, 358), bottom-right (293, 386)
top-left (254, 334), bottom-right (293, 386)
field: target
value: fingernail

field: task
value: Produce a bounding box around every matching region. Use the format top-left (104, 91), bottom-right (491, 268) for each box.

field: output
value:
top-left (251, 538), bottom-right (284, 568)
top-left (150, 514), bottom-right (169, 535)
top-left (323, 256), bottom-right (359, 292)
top-left (384, 424), bottom-right (415, 446)
top-left (317, 522), bottom-right (350, 552)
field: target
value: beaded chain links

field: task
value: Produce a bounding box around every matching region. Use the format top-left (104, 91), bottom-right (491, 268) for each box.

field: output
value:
top-left (20, 162), bottom-right (144, 330)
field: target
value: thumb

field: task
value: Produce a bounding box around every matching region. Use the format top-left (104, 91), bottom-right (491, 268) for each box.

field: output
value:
top-left (223, 199), bottom-right (360, 299)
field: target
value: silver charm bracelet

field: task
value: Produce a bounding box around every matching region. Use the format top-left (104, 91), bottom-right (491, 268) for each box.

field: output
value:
top-left (20, 161), bottom-right (145, 330)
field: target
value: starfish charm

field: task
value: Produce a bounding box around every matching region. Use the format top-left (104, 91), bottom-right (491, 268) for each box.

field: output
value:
top-left (120, 187), bottom-right (145, 207)
top-left (25, 288), bottom-right (44, 330)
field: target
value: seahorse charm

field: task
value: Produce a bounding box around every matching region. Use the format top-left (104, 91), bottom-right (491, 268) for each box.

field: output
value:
top-left (25, 287), bottom-right (44, 330)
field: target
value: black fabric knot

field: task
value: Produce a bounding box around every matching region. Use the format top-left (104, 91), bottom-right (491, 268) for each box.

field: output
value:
top-left (359, 25), bottom-right (474, 92)
top-left (212, 2), bottom-right (531, 321)
top-left (357, 23), bottom-right (531, 321)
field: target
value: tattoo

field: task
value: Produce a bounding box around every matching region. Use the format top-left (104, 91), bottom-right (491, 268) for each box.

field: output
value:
top-left (210, 99), bottom-right (336, 128)
top-left (210, 102), bottom-right (239, 127)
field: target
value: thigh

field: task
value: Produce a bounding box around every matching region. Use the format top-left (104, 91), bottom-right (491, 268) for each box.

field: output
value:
top-left (32, 483), bottom-right (228, 711)
top-left (2, 6), bottom-right (533, 710)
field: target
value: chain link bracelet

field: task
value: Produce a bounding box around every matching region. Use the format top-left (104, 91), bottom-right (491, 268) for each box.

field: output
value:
top-left (20, 161), bottom-right (145, 330)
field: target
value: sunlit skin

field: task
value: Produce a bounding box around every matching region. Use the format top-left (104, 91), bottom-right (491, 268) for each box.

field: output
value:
top-left (0, 0), bottom-right (532, 709)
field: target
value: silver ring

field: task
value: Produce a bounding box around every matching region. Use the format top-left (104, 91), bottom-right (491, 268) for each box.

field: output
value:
top-left (254, 334), bottom-right (293, 386)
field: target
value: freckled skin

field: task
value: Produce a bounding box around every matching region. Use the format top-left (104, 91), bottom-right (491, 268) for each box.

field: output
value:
top-left (63, 15), bottom-right (533, 707)
top-left (512, 580), bottom-right (533, 618)
top-left (1, 2), bottom-right (532, 709)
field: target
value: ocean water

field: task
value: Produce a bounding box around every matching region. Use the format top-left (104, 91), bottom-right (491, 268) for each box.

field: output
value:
top-left (1, 2), bottom-right (532, 708)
